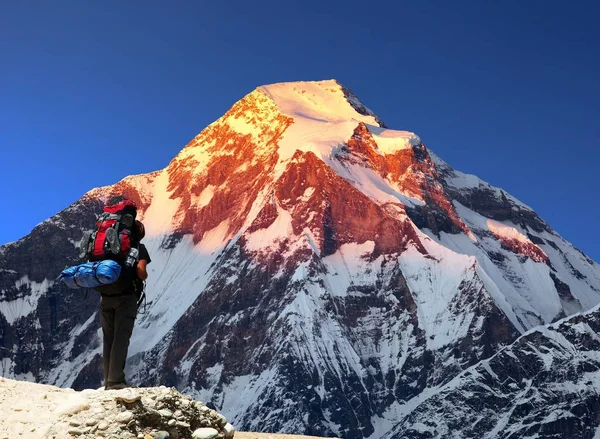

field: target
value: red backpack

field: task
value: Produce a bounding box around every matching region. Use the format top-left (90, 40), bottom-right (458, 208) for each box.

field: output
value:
top-left (80, 196), bottom-right (138, 262)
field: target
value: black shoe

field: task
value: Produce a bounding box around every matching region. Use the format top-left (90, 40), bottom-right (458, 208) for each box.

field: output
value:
top-left (105, 382), bottom-right (128, 390)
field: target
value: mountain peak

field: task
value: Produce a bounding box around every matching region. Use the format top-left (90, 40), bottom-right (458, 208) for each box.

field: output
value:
top-left (258, 79), bottom-right (386, 128)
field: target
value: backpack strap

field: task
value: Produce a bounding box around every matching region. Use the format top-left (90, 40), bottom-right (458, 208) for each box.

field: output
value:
top-left (98, 213), bottom-right (122, 222)
top-left (91, 262), bottom-right (103, 285)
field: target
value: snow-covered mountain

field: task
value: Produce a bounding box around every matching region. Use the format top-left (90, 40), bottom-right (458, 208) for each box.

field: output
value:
top-left (382, 304), bottom-right (600, 439)
top-left (1, 80), bottom-right (599, 439)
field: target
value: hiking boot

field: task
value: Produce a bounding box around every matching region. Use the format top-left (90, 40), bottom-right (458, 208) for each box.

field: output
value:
top-left (105, 228), bottom-right (121, 255)
top-left (105, 382), bottom-right (128, 390)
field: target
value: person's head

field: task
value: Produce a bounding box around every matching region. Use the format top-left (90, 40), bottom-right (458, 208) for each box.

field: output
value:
top-left (134, 220), bottom-right (145, 241)
top-left (108, 195), bottom-right (137, 217)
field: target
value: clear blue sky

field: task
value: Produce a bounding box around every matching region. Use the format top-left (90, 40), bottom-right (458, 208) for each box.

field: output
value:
top-left (1, 1), bottom-right (598, 261)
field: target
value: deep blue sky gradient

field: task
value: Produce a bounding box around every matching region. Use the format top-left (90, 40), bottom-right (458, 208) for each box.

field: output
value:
top-left (1, 1), bottom-right (598, 261)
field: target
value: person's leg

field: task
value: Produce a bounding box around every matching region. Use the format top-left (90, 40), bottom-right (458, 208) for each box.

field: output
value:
top-left (99, 297), bottom-right (116, 388)
top-left (106, 294), bottom-right (137, 387)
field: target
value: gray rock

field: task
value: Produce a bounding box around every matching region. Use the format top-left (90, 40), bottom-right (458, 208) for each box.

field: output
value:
top-left (116, 389), bottom-right (141, 404)
top-left (143, 397), bottom-right (157, 408)
top-left (159, 409), bottom-right (173, 418)
top-left (115, 410), bottom-right (135, 423)
top-left (223, 422), bottom-right (235, 439)
top-left (192, 427), bottom-right (219, 439)
top-left (50, 386), bottom-right (236, 439)
top-left (44, 425), bottom-right (59, 436)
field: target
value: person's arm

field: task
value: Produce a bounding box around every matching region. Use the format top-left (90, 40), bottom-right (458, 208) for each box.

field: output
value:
top-left (136, 259), bottom-right (148, 281)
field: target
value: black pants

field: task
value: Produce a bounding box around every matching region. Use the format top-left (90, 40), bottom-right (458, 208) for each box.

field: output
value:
top-left (99, 294), bottom-right (137, 387)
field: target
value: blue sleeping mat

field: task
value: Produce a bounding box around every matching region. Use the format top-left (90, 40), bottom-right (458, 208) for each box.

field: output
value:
top-left (58, 260), bottom-right (121, 288)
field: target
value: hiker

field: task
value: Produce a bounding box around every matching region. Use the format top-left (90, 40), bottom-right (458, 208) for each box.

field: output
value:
top-left (97, 218), bottom-right (151, 390)
top-left (60, 196), bottom-right (152, 389)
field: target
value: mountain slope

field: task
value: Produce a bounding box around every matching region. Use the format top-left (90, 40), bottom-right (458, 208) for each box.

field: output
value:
top-left (1, 79), bottom-right (599, 439)
top-left (382, 304), bottom-right (600, 439)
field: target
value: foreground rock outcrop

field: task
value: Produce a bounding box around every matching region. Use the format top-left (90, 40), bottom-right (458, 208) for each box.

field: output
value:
top-left (0, 377), bottom-right (235, 439)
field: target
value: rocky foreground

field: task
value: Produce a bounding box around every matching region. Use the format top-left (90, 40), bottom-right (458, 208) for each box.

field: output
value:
top-left (0, 377), bottom-right (233, 439)
top-left (0, 376), bottom-right (333, 439)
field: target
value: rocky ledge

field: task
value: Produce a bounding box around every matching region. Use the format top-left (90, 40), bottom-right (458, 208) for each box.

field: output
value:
top-left (44, 386), bottom-right (235, 439)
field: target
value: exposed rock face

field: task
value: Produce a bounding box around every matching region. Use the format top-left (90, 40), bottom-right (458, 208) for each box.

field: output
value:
top-left (0, 197), bottom-right (103, 384)
top-left (1, 80), bottom-right (599, 439)
top-left (338, 123), bottom-right (469, 237)
top-left (165, 89), bottom-right (294, 245)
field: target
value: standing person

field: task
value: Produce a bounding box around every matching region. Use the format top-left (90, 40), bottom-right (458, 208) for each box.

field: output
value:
top-left (98, 219), bottom-right (151, 390)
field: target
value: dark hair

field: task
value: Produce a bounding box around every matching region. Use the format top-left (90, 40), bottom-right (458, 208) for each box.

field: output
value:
top-left (108, 196), bottom-right (127, 205)
top-left (108, 195), bottom-right (137, 217)
top-left (135, 220), bottom-right (145, 241)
